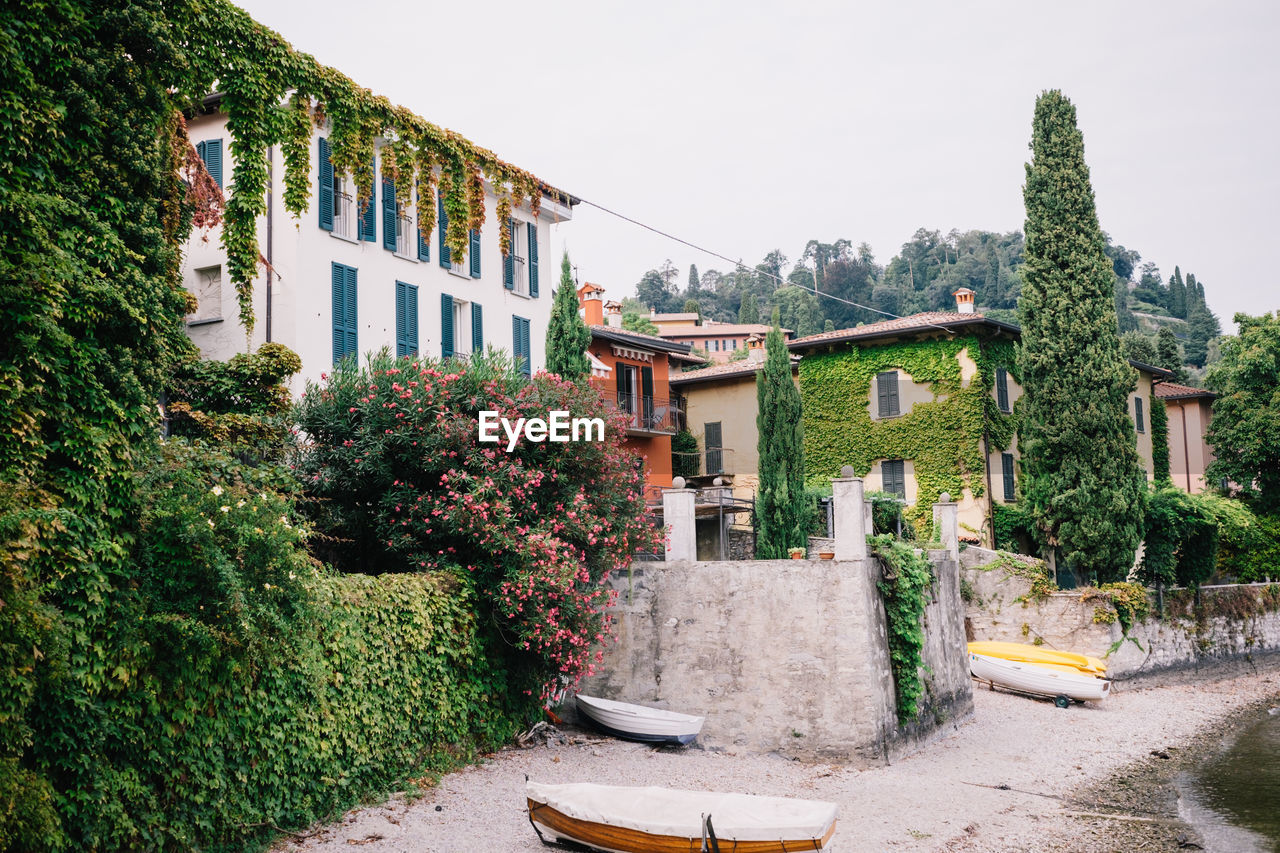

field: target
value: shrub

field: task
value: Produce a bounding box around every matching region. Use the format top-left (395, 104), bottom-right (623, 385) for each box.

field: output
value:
top-left (1139, 485), bottom-right (1218, 587)
top-left (293, 350), bottom-right (659, 702)
top-left (870, 534), bottom-right (934, 721)
top-left (671, 429), bottom-right (700, 479)
top-left (867, 490), bottom-right (917, 540)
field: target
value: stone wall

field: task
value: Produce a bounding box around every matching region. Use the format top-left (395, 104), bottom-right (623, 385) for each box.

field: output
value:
top-left (962, 546), bottom-right (1280, 677)
top-left (576, 552), bottom-right (972, 763)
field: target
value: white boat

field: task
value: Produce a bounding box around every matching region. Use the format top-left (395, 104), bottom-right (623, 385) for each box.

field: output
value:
top-left (575, 694), bottom-right (704, 745)
top-left (969, 652), bottom-right (1111, 706)
top-left (526, 780), bottom-right (838, 852)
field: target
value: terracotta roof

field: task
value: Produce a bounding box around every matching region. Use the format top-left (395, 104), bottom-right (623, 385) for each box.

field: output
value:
top-left (659, 323), bottom-right (790, 338)
top-left (668, 350), bottom-right (711, 365)
top-left (588, 324), bottom-right (693, 354)
top-left (1154, 382), bottom-right (1215, 400)
top-left (650, 312), bottom-right (701, 322)
top-left (788, 312), bottom-right (1015, 349)
top-left (669, 355), bottom-right (799, 385)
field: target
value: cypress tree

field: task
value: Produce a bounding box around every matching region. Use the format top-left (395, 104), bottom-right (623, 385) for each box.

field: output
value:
top-left (738, 292), bottom-right (759, 324)
top-left (1168, 267), bottom-right (1187, 319)
top-left (688, 264), bottom-right (699, 291)
top-left (756, 308), bottom-right (806, 558)
top-left (1016, 90), bottom-right (1147, 583)
top-left (1155, 326), bottom-right (1187, 383)
top-left (544, 252), bottom-right (591, 379)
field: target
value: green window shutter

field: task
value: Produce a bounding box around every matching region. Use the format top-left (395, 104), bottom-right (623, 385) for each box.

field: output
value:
top-left (877, 371), bottom-right (899, 417)
top-left (527, 222), bottom-right (539, 297)
top-left (332, 263), bottom-right (346, 364)
top-left (438, 191), bottom-right (450, 268)
top-left (441, 293), bottom-right (454, 358)
top-left (1002, 453), bottom-right (1016, 502)
top-left (705, 422), bottom-right (723, 474)
top-left (382, 178), bottom-right (397, 251)
top-left (343, 265), bottom-right (358, 360)
top-left (996, 368), bottom-right (1010, 412)
top-left (471, 302), bottom-right (483, 352)
top-left (359, 157), bottom-right (376, 242)
top-left (503, 219), bottom-right (515, 289)
top-left (640, 365), bottom-right (654, 427)
top-left (406, 284), bottom-right (418, 354)
top-left (513, 315), bottom-right (530, 376)
top-left (198, 139), bottom-right (224, 189)
top-left (883, 459), bottom-right (905, 498)
top-left (416, 182), bottom-right (429, 261)
top-left (318, 137), bottom-right (334, 231)
top-left (395, 282), bottom-right (408, 357)
top-left (1135, 397), bottom-right (1145, 433)
top-left (469, 229), bottom-right (481, 278)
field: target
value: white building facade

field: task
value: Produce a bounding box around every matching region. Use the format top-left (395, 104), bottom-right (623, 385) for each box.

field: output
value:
top-left (182, 104), bottom-right (574, 394)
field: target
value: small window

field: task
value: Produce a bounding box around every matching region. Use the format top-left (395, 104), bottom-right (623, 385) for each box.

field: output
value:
top-left (877, 371), bottom-right (900, 418)
top-left (996, 368), bottom-right (1010, 413)
top-left (1135, 396), bottom-right (1145, 433)
top-left (195, 139), bottom-right (223, 189)
top-left (188, 265), bottom-right (222, 324)
top-left (395, 281), bottom-right (418, 357)
top-left (1002, 453), bottom-right (1015, 502)
top-left (331, 262), bottom-right (358, 365)
top-left (882, 459), bottom-right (906, 499)
top-left (513, 315), bottom-right (531, 376)
top-left (705, 422), bottom-right (723, 474)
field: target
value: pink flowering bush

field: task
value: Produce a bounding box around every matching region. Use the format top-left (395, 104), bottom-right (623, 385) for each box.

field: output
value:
top-left (294, 350), bottom-right (659, 704)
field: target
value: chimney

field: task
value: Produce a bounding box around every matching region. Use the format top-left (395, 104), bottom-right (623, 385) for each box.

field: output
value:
top-left (746, 333), bottom-right (766, 363)
top-left (953, 287), bottom-right (976, 314)
top-left (577, 282), bottom-right (605, 326)
top-left (604, 300), bottom-right (623, 329)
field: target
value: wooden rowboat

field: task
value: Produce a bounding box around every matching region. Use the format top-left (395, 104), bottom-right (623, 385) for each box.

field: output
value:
top-left (575, 694), bottom-right (704, 746)
top-left (526, 780), bottom-right (838, 852)
top-left (970, 652), bottom-right (1111, 707)
top-left (967, 640), bottom-right (1107, 674)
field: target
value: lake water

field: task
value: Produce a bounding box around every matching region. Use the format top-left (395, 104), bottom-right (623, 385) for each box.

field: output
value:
top-left (1179, 706), bottom-right (1280, 852)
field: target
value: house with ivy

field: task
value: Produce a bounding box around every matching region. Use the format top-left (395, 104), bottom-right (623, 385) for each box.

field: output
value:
top-left (181, 93), bottom-right (578, 393)
top-left (793, 289), bottom-right (1169, 544)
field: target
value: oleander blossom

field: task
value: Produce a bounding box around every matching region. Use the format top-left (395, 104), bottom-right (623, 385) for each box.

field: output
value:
top-left (295, 349), bottom-right (661, 702)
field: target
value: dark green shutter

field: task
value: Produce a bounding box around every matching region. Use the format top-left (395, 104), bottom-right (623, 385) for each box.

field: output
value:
top-left (438, 191), bottom-right (450, 268)
top-left (1135, 397), bottom-right (1145, 433)
top-left (416, 182), bottom-right (429, 261)
top-left (471, 303), bottom-right (483, 352)
top-left (883, 459), bottom-right (905, 498)
top-left (395, 282), bottom-right (408, 357)
top-left (996, 368), bottom-right (1010, 412)
top-left (441, 293), bottom-right (454, 358)
top-left (877, 372), bottom-right (899, 417)
top-left (406, 284), bottom-right (418, 354)
top-left (469, 229), bottom-right (481, 278)
top-left (1002, 453), bottom-right (1015, 502)
top-left (527, 222), bottom-right (539, 297)
top-left (198, 139), bottom-right (223, 189)
top-left (513, 316), bottom-right (530, 376)
top-left (343, 265), bottom-right (358, 359)
top-left (359, 157), bottom-right (376, 242)
top-left (640, 365), bottom-right (654, 427)
top-left (318, 137), bottom-right (334, 231)
top-left (503, 219), bottom-right (515, 289)
top-left (382, 178), bottom-right (397, 251)
top-left (332, 263), bottom-right (345, 364)
top-left (705, 422), bottom-right (723, 474)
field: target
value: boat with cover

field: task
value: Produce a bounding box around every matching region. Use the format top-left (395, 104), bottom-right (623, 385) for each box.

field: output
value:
top-left (966, 640), bottom-right (1107, 675)
top-left (575, 694), bottom-right (704, 746)
top-left (969, 652), bottom-right (1111, 706)
top-left (526, 780), bottom-right (838, 852)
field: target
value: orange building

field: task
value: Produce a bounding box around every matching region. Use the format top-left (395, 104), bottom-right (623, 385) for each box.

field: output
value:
top-left (578, 283), bottom-right (699, 496)
top-left (1155, 382), bottom-right (1218, 493)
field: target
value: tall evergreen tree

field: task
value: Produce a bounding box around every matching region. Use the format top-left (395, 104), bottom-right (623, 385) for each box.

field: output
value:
top-left (1155, 327), bottom-right (1188, 382)
top-left (1016, 90), bottom-right (1147, 583)
top-left (756, 309), bottom-right (806, 558)
top-left (1168, 267), bottom-right (1187, 319)
top-left (683, 298), bottom-right (701, 320)
top-left (738, 293), bottom-right (759, 324)
top-left (688, 264), bottom-right (699, 292)
top-left (544, 252), bottom-right (591, 379)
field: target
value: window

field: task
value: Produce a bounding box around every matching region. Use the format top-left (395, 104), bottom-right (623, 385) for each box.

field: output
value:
top-left (441, 294), bottom-right (476, 358)
top-left (1002, 453), bottom-right (1015, 502)
top-left (882, 459), bottom-right (906, 499)
top-left (358, 158), bottom-right (376, 243)
top-left (502, 219), bottom-right (540, 296)
top-left (195, 139), bottom-right (223, 189)
top-left (331, 262), bottom-right (358, 364)
top-left (332, 173), bottom-right (355, 240)
top-left (1135, 396), bottom-right (1145, 433)
top-left (382, 179), bottom-right (416, 259)
top-left (877, 371), bottom-right (900, 418)
top-left (996, 367), bottom-right (1010, 413)
top-left (471, 303), bottom-right (484, 352)
top-left (512, 315), bottom-right (531, 376)
top-left (187, 265), bottom-right (222, 325)
top-left (395, 281), bottom-right (418, 357)
top-left (617, 364), bottom-right (637, 414)
top-left (705, 422), bottom-right (723, 474)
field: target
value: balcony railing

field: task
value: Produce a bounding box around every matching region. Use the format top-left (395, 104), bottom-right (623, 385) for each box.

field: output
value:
top-left (672, 446), bottom-right (737, 478)
top-left (605, 395), bottom-right (681, 436)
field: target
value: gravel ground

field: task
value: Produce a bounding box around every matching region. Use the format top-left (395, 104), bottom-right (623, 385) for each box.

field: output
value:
top-left (273, 659), bottom-right (1280, 852)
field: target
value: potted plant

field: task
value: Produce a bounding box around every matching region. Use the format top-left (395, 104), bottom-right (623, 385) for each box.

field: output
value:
top-left (818, 549), bottom-right (835, 560)
top-left (788, 546), bottom-right (806, 560)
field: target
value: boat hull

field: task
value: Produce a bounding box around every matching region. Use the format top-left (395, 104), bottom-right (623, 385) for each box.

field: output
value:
top-left (970, 653), bottom-right (1111, 702)
top-left (526, 781), bottom-right (837, 853)
top-left (575, 694), bottom-right (703, 746)
top-left (967, 640), bottom-right (1107, 674)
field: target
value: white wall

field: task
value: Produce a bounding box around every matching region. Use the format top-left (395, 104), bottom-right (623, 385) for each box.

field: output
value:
top-left (181, 112), bottom-right (567, 395)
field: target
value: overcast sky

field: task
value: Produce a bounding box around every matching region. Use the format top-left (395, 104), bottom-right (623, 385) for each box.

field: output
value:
top-left (236, 0), bottom-right (1279, 331)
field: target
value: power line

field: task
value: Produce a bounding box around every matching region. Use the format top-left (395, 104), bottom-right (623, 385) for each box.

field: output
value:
top-left (573, 196), bottom-right (958, 336)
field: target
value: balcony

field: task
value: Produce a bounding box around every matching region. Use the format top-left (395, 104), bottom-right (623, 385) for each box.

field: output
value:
top-left (605, 395), bottom-right (681, 437)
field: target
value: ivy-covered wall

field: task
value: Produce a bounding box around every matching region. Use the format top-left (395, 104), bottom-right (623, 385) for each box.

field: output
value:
top-left (800, 335), bottom-right (1018, 534)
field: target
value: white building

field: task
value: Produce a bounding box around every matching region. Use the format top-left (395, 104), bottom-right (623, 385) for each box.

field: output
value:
top-left (181, 96), bottom-right (576, 394)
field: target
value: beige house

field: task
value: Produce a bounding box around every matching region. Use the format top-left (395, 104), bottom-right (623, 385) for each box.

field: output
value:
top-left (1155, 382), bottom-right (1217, 493)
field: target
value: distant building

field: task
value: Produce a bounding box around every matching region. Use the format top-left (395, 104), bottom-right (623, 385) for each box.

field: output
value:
top-left (658, 321), bottom-right (794, 363)
top-left (1154, 382), bottom-right (1217, 493)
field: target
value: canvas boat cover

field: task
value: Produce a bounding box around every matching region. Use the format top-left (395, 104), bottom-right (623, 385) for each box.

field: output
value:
top-left (526, 781), bottom-right (837, 841)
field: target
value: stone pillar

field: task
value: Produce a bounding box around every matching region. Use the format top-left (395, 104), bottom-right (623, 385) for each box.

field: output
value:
top-left (934, 493), bottom-right (959, 562)
top-left (662, 477), bottom-right (697, 562)
top-left (832, 469), bottom-right (867, 561)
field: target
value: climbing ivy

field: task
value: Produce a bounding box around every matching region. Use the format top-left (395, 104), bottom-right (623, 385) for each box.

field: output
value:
top-left (800, 335), bottom-right (1019, 535)
top-left (869, 534), bottom-right (934, 723)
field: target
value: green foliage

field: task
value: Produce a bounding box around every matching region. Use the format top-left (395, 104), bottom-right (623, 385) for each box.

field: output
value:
top-left (1150, 396), bottom-right (1171, 484)
top-left (294, 350), bottom-right (657, 699)
top-left (1156, 327), bottom-right (1188, 382)
top-left (869, 535), bottom-right (934, 722)
top-left (992, 502), bottom-right (1037, 553)
top-left (545, 253), bottom-right (591, 380)
top-left (756, 314), bottom-right (806, 558)
top-left (800, 335), bottom-right (1018, 537)
top-left (866, 490), bottom-right (917, 539)
top-left (167, 342), bottom-right (301, 448)
top-left (1206, 312), bottom-right (1280, 513)
top-left (1207, 501), bottom-right (1280, 583)
top-left (1017, 90), bottom-right (1146, 581)
top-left (1140, 485), bottom-right (1220, 588)
top-left (738, 293), bottom-right (759, 325)
top-left (671, 430), bottom-right (700, 480)
top-left (621, 312), bottom-right (659, 335)
top-left (1120, 331), bottom-right (1157, 365)
top-left (1083, 582), bottom-right (1150, 633)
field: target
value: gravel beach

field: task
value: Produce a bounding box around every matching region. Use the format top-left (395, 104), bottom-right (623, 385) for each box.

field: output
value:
top-left (274, 658), bottom-right (1280, 852)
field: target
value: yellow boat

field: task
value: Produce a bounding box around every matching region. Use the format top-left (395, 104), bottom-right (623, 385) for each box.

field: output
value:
top-left (966, 641), bottom-right (1107, 675)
